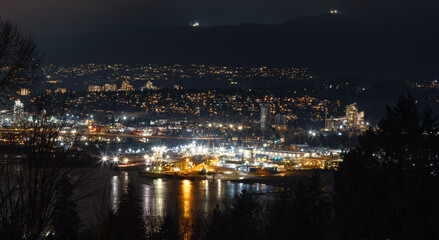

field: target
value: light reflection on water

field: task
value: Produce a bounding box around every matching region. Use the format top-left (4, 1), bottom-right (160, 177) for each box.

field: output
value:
top-left (110, 171), bottom-right (278, 218)
top-left (182, 179), bottom-right (192, 218)
top-left (141, 178), bottom-right (167, 216)
top-left (111, 175), bottom-right (119, 211)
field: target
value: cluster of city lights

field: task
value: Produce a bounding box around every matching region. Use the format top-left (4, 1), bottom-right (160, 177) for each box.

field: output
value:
top-left (101, 155), bottom-right (120, 163)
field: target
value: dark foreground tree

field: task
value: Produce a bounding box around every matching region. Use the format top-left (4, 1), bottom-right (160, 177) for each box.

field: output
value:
top-left (0, 95), bottom-right (88, 240)
top-left (0, 17), bottom-right (88, 238)
top-left (204, 189), bottom-right (261, 240)
top-left (335, 94), bottom-right (439, 239)
top-left (96, 183), bottom-right (145, 240)
top-left (205, 204), bottom-right (227, 240)
top-left (228, 189), bottom-right (260, 240)
top-left (265, 170), bottom-right (331, 240)
top-left (0, 17), bottom-right (41, 102)
top-left (49, 180), bottom-right (82, 240)
top-left (150, 209), bottom-right (181, 240)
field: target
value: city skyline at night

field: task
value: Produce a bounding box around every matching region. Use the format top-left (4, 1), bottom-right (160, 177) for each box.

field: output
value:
top-left (0, 0), bottom-right (439, 239)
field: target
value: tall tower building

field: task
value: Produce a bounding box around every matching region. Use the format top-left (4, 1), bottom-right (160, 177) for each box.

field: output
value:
top-left (19, 88), bottom-right (30, 96)
top-left (145, 80), bottom-right (158, 90)
top-left (274, 113), bottom-right (287, 130)
top-left (0, 110), bottom-right (9, 127)
top-left (274, 113), bottom-right (287, 125)
top-left (14, 99), bottom-right (24, 124)
top-left (120, 80), bottom-right (134, 91)
top-left (260, 104), bottom-right (271, 129)
top-left (346, 103), bottom-right (359, 129)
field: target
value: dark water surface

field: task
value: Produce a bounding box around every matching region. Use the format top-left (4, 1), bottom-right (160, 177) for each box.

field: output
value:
top-left (108, 171), bottom-right (278, 217)
top-left (77, 169), bottom-right (280, 226)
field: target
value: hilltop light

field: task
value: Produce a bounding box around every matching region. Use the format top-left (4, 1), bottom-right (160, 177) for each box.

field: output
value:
top-left (190, 21), bottom-right (200, 27)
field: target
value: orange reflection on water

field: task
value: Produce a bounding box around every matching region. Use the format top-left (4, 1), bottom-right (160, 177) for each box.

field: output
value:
top-left (181, 180), bottom-right (193, 240)
top-left (155, 178), bottom-right (165, 216)
top-left (181, 180), bottom-right (192, 218)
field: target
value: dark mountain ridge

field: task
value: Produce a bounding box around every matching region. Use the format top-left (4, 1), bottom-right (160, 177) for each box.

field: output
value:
top-left (40, 12), bottom-right (439, 80)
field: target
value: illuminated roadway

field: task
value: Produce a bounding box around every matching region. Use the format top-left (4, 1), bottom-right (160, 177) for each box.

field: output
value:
top-left (80, 132), bottom-right (220, 140)
top-left (0, 128), bottom-right (220, 140)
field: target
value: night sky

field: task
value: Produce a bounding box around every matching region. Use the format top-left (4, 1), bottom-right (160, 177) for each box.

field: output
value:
top-left (3, 0), bottom-right (437, 28)
top-left (2, 0), bottom-right (439, 70)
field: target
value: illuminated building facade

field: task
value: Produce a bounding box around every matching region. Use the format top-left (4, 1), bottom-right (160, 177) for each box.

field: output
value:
top-left (346, 103), bottom-right (359, 130)
top-left (19, 88), bottom-right (30, 96)
top-left (120, 80), bottom-right (134, 91)
top-left (144, 80), bottom-right (158, 90)
top-left (274, 113), bottom-right (287, 130)
top-left (260, 104), bottom-right (271, 129)
top-left (14, 100), bottom-right (24, 124)
top-left (0, 110), bottom-right (12, 127)
top-left (88, 85), bottom-right (102, 92)
top-left (323, 103), bottom-right (367, 132)
top-left (54, 88), bottom-right (67, 93)
top-left (104, 83), bottom-right (117, 92)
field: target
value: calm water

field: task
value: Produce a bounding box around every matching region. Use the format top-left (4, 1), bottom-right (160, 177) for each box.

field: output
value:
top-left (107, 171), bottom-right (278, 217)
top-left (95, 138), bottom-right (279, 218)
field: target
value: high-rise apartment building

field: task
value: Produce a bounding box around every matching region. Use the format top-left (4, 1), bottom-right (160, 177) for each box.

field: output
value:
top-left (120, 80), bottom-right (134, 91)
top-left (346, 103), bottom-right (359, 129)
top-left (260, 104), bottom-right (271, 129)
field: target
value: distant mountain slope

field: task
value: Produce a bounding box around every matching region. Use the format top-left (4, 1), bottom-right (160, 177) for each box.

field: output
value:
top-left (41, 13), bottom-right (439, 79)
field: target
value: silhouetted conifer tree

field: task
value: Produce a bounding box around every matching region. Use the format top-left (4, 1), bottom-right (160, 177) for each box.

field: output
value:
top-left (107, 183), bottom-right (145, 240)
top-left (307, 170), bottom-right (331, 239)
top-left (228, 189), bottom-right (260, 240)
top-left (205, 204), bottom-right (227, 240)
top-left (50, 179), bottom-right (82, 240)
top-left (205, 189), bottom-right (261, 240)
top-left (268, 190), bottom-right (292, 238)
top-left (290, 180), bottom-right (312, 239)
top-left (152, 210), bottom-right (180, 240)
top-left (335, 94), bottom-right (439, 239)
